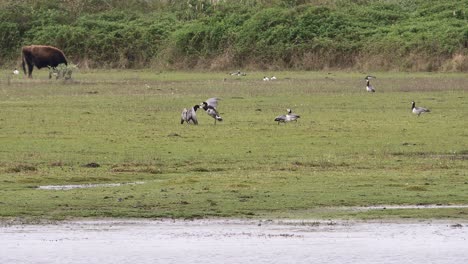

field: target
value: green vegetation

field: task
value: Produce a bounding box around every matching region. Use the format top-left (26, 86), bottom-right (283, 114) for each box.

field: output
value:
top-left (1, 0), bottom-right (467, 71)
top-left (0, 70), bottom-right (467, 221)
top-left (48, 63), bottom-right (77, 80)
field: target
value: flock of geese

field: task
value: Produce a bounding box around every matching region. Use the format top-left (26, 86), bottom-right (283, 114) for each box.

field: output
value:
top-left (181, 97), bottom-right (302, 126)
top-left (181, 75), bottom-right (431, 125)
top-left (10, 68), bottom-right (431, 123)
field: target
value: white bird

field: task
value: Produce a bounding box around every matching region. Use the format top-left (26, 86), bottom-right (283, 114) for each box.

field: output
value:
top-left (364, 76), bottom-right (376, 93)
top-left (263, 76), bottom-right (270, 81)
top-left (181, 105), bottom-right (200, 125)
top-left (13, 68), bottom-right (19, 75)
top-left (200, 98), bottom-right (223, 125)
top-left (411, 101), bottom-right (430, 116)
top-left (270, 76), bottom-right (277, 80)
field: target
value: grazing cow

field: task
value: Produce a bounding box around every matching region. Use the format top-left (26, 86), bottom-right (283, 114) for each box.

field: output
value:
top-left (21, 45), bottom-right (68, 78)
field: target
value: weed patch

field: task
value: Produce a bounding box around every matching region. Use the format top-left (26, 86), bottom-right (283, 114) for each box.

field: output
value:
top-left (6, 164), bottom-right (37, 173)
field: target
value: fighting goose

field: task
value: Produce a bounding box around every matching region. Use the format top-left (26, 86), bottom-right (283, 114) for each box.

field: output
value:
top-left (181, 105), bottom-right (200, 125)
top-left (200, 97), bottom-right (223, 125)
top-left (411, 101), bottom-right (430, 116)
top-left (365, 75), bottom-right (376, 93)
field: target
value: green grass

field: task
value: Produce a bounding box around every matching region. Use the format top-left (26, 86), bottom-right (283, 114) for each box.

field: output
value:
top-left (0, 70), bottom-right (467, 221)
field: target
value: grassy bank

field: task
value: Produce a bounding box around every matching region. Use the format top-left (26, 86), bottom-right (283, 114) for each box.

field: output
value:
top-left (1, 0), bottom-right (467, 71)
top-left (0, 70), bottom-right (467, 220)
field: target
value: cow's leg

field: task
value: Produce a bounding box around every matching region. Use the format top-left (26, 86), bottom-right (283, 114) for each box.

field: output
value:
top-left (27, 63), bottom-right (33, 78)
top-left (22, 60), bottom-right (26, 76)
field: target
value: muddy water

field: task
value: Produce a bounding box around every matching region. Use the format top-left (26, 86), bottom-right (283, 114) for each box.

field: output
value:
top-left (1, 219), bottom-right (467, 264)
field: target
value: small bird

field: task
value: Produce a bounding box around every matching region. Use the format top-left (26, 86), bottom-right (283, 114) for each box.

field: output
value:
top-left (181, 105), bottom-right (200, 125)
top-left (411, 101), bottom-right (430, 116)
top-left (13, 68), bottom-right (19, 75)
top-left (365, 75), bottom-right (376, 93)
top-left (200, 98), bottom-right (223, 125)
top-left (263, 76), bottom-right (270, 81)
top-left (270, 76), bottom-right (277, 80)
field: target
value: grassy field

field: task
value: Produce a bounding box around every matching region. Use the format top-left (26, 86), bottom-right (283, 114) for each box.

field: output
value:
top-left (0, 69), bottom-right (467, 221)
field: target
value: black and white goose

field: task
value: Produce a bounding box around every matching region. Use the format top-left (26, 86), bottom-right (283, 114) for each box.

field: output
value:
top-left (411, 101), bottom-right (430, 116)
top-left (365, 75), bottom-right (376, 93)
top-left (13, 68), bottom-right (19, 75)
top-left (274, 109), bottom-right (300, 124)
top-left (274, 114), bottom-right (287, 124)
top-left (200, 97), bottom-right (223, 125)
top-left (181, 105), bottom-right (200, 125)
top-left (286, 109), bottom-right (300, 122)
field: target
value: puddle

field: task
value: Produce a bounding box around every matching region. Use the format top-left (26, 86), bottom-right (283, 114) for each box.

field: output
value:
top-left (1, 219), bottom-right (467, 264)
top-left (37, 181), bottom-right (145, 190)
top-left (348, 204), bottom-right (468, 211)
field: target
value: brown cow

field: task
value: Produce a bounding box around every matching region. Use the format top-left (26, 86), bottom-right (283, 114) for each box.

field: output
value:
top-left (21, 45), bottom-right (68, 78)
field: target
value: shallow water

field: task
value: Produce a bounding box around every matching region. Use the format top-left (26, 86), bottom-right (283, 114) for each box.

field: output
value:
top-left (350, 204), bottom-right (468, 210)
top-left (1, 219), bottom-right (467, 264)
top-left (37, 181), bottom-right (144, 190)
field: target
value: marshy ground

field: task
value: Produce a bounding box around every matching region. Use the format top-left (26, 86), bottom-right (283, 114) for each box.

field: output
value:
top-left (0, 70), bottom-right (467, 220)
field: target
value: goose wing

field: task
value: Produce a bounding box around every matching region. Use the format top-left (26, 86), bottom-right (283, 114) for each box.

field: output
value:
top-left (205, 97), bottom-right (221, 108)
top-left (416, 107), bottom-right (430, 113)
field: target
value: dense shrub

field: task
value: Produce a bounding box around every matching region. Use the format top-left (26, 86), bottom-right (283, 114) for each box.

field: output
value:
top-left (0, 0), bottom-right (466, 71)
